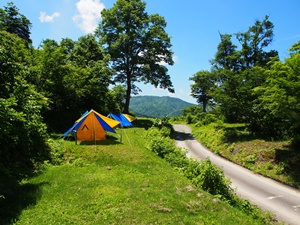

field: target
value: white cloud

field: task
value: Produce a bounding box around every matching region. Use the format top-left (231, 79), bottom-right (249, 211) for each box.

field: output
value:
top-left (173, 55), bottom-right (179, 63)
top-left (158, 55), bottom-right (179, 66)
top-left (178, 88), bottom-right (184, 94)
top-left (73, 0), bottom-right (105, 34)
top-left (39, 12), bottom-right (60, 23)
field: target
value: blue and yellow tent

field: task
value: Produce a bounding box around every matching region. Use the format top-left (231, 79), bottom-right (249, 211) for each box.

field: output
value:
top-left (107, 113), bottom-right (135, 127)
top-left (123, 114), bottom-right (136, 123)
top-left (63, 109), bottom-right (120, 141)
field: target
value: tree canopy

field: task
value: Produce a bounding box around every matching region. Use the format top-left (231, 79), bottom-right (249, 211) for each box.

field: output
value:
top-left (0, 31), bottom-right (49, 186)
top-left (189, 70), bottom-right (215, 112)
top-left (190, 15), bottom-right (300, 140)
top-left (96, 0), bottom-right (174, 113)
top-left (0, 2), bottom-right (32, 45)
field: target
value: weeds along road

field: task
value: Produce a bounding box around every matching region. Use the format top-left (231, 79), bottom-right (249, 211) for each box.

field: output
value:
top-left (173, 124), bottom-right (300, 225)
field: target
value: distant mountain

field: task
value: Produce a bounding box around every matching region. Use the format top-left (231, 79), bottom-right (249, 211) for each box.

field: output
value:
top-left (129, 95), bottom-right (196, 118)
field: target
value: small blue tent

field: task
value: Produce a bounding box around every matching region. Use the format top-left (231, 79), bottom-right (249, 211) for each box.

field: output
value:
top-left (107, 113), bottom-right (133, 127)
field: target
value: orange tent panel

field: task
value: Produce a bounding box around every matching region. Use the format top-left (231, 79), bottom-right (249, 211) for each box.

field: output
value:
top-left (76, 112), bottom-right (106, 141)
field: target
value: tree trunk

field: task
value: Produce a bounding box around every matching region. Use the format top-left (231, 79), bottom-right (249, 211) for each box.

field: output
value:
top-left (123, 75), bottom-right (131, 114)
top-left (202, 100), bottom-right (207, 112)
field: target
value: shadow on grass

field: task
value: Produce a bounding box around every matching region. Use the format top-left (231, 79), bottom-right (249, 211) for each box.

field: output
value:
top-left (0, 181), bottom-right (49, 225)
top-left (60, 134), bottom-right (121, 146)
top-left (134, 119), bottom-right (153, 130)
top-left (79, 137), bottom-right (121, 146)
top-left (222, 125), bottom-right (278, 143)
top-left (275, 145), bottom-right (300, 188)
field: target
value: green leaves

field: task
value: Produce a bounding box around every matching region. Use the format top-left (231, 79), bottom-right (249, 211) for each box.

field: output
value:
top-left (0, 2), bottom-right (32, 44)
top-left (33, 35), bottom-right (116, 130)
top-left (97, 0), bottom-right (174, 113)
top-left (0, 31), bottom-right (50, 185)
top-left (190, 70), bottom-right (215, 112)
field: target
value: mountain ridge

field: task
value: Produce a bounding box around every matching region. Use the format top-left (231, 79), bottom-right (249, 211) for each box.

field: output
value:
top-left (129, 95), bottom-right (196, 118)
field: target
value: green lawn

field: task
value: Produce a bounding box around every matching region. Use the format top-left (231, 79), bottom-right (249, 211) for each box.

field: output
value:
top-left (2, 122), bottom-right (277, 224)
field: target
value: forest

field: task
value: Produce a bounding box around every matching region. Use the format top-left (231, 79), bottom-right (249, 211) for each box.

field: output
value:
top-left (0, 0), bottom-right (175, 191)
top-left (189, 15), bottom-right (300, 141)
top-left (1, 0), bottom-right (300, 213)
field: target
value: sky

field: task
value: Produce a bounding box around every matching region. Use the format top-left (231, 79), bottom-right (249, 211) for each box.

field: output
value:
top-left (1, 0), bottom-right (300, 104)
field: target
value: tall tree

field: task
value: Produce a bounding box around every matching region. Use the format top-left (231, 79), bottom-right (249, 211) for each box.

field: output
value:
top-left (210, 33), bottom-right (241, 73)
top-left (96, 0), bottom-right (174, 113)
top-left (236, 15), bottom-right (278, 69)
top-left (209, 16), bottom-right (278, 123)
top-left (0, 2), bottom-right (32, 45)
top-left (190, 70), bottom-right (215, 112)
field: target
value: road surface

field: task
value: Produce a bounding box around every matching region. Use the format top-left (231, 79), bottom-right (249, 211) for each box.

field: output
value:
top-left (173, 124), bottom-right (300, 225)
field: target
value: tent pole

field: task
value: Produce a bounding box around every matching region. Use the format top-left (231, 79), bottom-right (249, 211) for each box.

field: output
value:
top-left (75, 131), bottom-right (77, 145)
top-left (120, 128), bottom-right (122, 143)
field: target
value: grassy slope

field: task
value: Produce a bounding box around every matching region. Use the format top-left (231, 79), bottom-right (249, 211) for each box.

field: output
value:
top-left (4, 122), bottom-right (273, 225)
top-left (190, 123), bottom-right (300, 188)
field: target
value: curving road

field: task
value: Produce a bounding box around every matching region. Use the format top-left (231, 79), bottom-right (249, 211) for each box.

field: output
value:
top-left (173, 124), bottom-right (300, 225)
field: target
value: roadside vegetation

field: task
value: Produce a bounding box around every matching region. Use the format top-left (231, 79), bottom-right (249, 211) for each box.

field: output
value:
top-left (177, 108), bottom-right (300, 188)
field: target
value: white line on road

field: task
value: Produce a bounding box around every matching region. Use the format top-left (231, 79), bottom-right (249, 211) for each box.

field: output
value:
top-left (266, 195), bottom-right (284, 200)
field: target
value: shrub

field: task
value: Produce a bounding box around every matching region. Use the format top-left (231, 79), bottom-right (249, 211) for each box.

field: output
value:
top-left (148, 136), bottom-right (175, 158)
top-left (192, 158), bottom-right (233, 200)
top-left (185, 113), bottom-right (193, 124)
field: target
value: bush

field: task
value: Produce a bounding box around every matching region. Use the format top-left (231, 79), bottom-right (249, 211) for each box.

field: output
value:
top-left (192, 158), bottom-right (233, 200)
top-left (148, 136), bottom-right (175, 158)
top-left (147, 127), bottom-right (234, 201)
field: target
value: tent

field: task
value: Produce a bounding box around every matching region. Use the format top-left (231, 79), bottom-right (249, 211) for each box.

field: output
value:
top-left (107, 113), bottom-right (134, 127)
top-left (63, 109), bottom-right (120, 141)
top-left (123, 114), bottom-right (136, 123)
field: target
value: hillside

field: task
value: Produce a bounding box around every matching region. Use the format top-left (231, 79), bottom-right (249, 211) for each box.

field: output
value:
top-left (129, 95), bottom-right (196, 118)
top-left (2, 122), bottom-right (275, 224)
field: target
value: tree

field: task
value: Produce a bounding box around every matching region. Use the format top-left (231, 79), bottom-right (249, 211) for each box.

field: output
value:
top-left (253, 50), bottom-right (300, 137)
top-left (111, 85), bottom-right (127, 112)
top-left (235, 15), bottom-right (278, 69)
top-left (32, 35), bottom-right (116, 131)
top-left (0, 31), bottom-right (49, 191)
top-left (289, 40), bottom-right (300, 55)
top-left (210, 33), bottom-right (241, 73)
top-left (0, 2), bottom-right (32, 45)
top-left (209, 16), bottom-right (278, 123)
top-left (190, 70), bottom-right (215, 112)
top-left (96, 0), bottom-right (174, 113)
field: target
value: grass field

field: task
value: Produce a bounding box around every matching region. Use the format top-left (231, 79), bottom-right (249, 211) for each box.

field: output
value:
top-left (1, 120), bottom-right (278, 224)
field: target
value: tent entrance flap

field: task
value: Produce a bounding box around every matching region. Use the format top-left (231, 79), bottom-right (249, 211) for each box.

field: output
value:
top-left (76, 112), bottom-right (106, 141)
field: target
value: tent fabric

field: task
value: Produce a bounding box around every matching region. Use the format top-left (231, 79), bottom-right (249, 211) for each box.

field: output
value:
top-left (107, 113), bottom-right (129, 127)
top-left (63, 110), bottom-right (89, 137)
top-left (63, 109), bottom-right (120, 141)
top-left (108, 113), bottom-right (133, 127)
top-left (94, 111), bottom-right (120, 129)
top-left (123, 114), bottom-right (136, 122)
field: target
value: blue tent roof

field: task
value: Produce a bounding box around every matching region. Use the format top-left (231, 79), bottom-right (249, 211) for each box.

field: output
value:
top-left (63, 110), bottom-right (89, 137)
top-left (108, 113), bottom-right (133, 127)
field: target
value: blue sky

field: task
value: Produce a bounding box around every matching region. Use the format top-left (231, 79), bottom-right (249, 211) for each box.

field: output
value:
top-left (1, 0), bottom-right (300, 104)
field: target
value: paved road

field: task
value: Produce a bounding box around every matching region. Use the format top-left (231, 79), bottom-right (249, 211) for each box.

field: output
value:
top-left (173, 124), bottom-right (300, 225)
